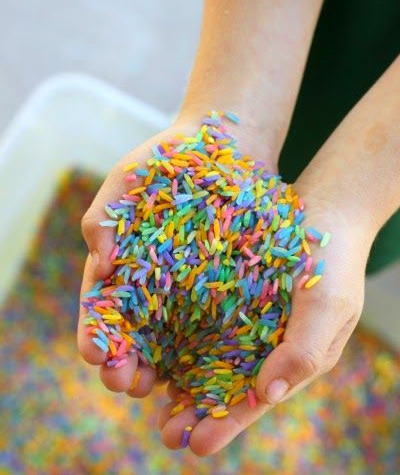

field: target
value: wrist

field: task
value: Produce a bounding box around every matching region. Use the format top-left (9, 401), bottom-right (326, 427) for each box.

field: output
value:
top-left (295, 176), bottom-right (379, 257)
top-left (174, 105), bottom-right (280, 172)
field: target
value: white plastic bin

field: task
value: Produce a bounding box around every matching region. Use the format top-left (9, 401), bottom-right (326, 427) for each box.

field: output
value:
top-left (0, 73), bottom-right (170, 303)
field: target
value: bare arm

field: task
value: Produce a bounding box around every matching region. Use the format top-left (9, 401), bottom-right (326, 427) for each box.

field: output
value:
top-left (177, 0), bottom-right (324, 162)
top-left (298, 55), bottom-right (400, 235)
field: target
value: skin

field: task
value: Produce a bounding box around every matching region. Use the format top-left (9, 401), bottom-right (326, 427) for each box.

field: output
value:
top-left (78, 0), bottom-right (400, 457)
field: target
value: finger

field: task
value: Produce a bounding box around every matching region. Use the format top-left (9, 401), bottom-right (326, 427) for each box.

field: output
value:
top-left (166, 381), bottom-right (183, 401)
top-left (189, 399), bottom-right (268, 457)
top-left (99, 351), bottom-right (138, 392)
top-left (255, 254), bottom-right (357, 405)
top-left (159, 381), bottom-right (191, 430)
top-left (160, 406), bottom-right (199, 450)
top-left (77, 254), bottom-right (108, 365)
top-left (125, 364), bottom-right (157, 398)
top-left (255, 296), bottom-right (333, 404)
top-left (158, 401), bottom-right (178, 430)
top-left (78, 134), bottom-right (176, 364)
top-left (80, 153), bottom-right (145, 280)
top-left (157, 383), bottom-right (189, 430)
top-left (276, 313), bottom-right (361, 405)
top-left (80, 127), bottom-right (188, 280)
top-left (158, 384), bottom-right (190, 430)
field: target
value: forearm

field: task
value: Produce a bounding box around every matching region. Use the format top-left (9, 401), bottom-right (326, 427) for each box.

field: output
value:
top-left (177, 0), bottom-right (324, 161)
top-left (298, 56), bottom-right (400, 239)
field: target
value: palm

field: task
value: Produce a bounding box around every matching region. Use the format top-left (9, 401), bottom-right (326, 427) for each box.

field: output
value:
top-left (158, 176), bottom-right (367, 456)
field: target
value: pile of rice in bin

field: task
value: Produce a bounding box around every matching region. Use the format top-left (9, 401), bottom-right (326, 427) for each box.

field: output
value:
top-left (82, 110), bottom-right (329, 422)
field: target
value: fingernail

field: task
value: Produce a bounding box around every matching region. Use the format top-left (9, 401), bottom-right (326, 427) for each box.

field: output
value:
top-left (90, 250), bottom-right (100, 268)
top-left (265, 379), bottom-right (289, 404)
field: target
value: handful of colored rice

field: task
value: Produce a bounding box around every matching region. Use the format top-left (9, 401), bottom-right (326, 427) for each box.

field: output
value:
top-left (82, 111), bottom-right (329, 423)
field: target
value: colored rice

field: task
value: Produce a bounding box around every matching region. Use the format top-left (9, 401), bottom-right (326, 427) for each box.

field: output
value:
top-left (82, 111), bottom-right (328, 419)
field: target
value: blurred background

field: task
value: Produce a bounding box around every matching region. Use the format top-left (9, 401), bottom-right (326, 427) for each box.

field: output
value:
top-left (0, 0), bottom-right (202, 133)
top-left (0, 1), bottom-right (399, 474)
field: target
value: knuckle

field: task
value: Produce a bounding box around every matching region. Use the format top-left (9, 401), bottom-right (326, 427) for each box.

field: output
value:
top-left (321, 350), bottom-right (341, 374)
top-left (341, 310), bottom-right (361, 338)
top-left (324, 355), bottom-right (340, 373)
top-left (333, 292), bottom-right (363, 321)
top-left (81, 212), bottom-right (98, 241)
top-left (299, 288), bottom-right (332, 315)
top-left (296, 345), bottom-right (325, 375)
top-left (304, 289), bottom-right (363, 324)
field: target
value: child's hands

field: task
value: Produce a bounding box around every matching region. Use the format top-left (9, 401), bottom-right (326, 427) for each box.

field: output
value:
top-left (78, 0), bottom-right (327, 438)
top-left (77, 119), bottom-right (373, 457)
top-left (158, 171), bottom-right (371, 456)
top-left (78, 57), bottom-right (399, 458)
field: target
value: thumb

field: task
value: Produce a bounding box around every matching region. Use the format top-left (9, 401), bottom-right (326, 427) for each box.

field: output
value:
top-left (81, 155), bottom-right (145, 279)
top-left (80, 128), bottom-right (183, 279)
top-left (81, 207), bottom-right (116, 280)
top-left (255, 290), bottom-right (343, 405)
